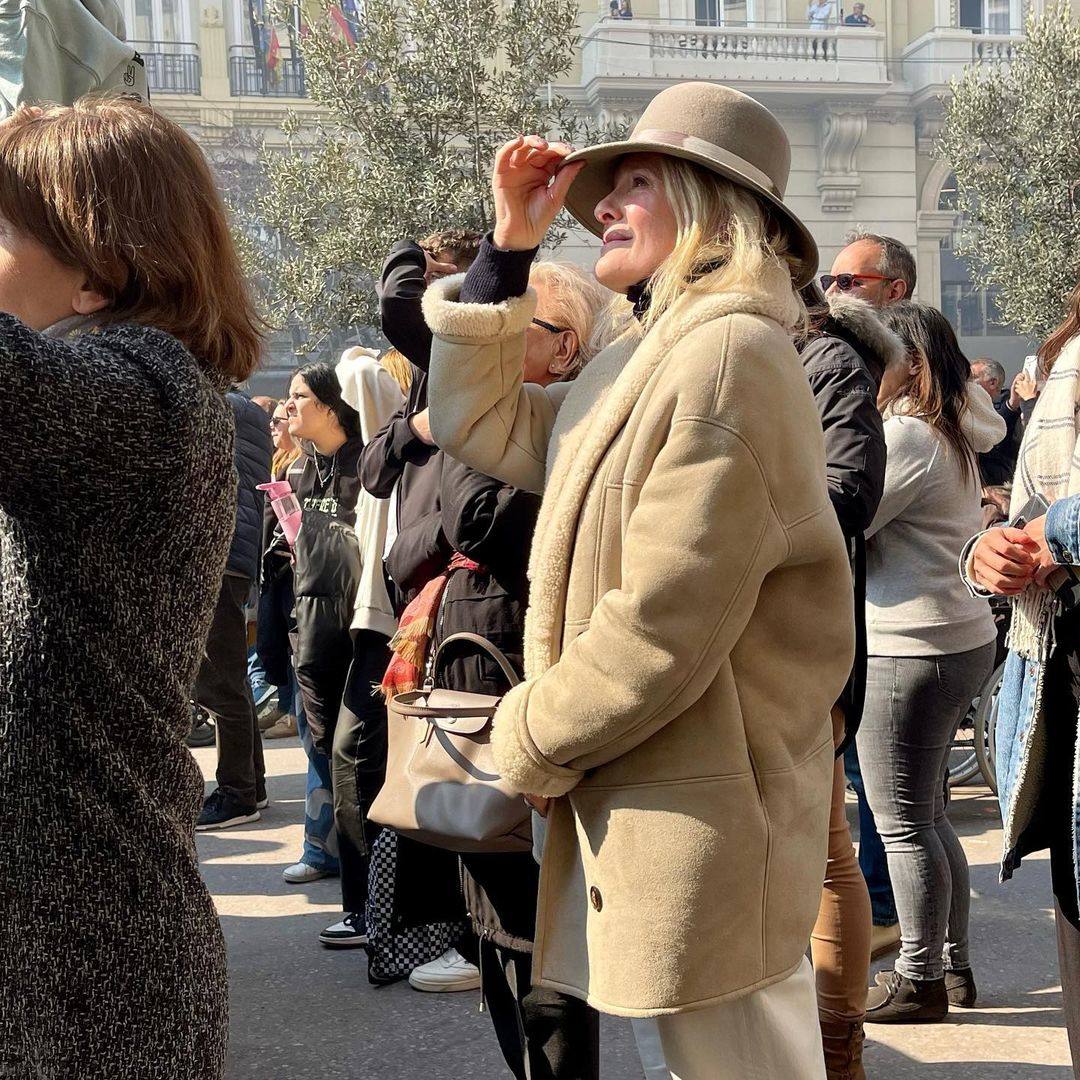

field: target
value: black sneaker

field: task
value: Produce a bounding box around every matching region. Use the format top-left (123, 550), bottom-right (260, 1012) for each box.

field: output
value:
top-left (866, 970), bottom-right (948, 1023)
top-left (196, 789), bottom-right (260, 832)
top-left (318, 912), bottom-right (368, 949)
top-left (944, 967), bottom-right (978, 1008)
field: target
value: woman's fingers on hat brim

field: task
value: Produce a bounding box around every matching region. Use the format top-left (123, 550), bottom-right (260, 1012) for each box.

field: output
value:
top-left (494, 136), bottom-right (526, 172)
top-left (549, 160), bottom-right (585, 203)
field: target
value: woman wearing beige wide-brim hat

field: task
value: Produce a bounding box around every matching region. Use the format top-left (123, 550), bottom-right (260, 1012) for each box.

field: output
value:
top-left (424, 82), bottom-right (854, 1077)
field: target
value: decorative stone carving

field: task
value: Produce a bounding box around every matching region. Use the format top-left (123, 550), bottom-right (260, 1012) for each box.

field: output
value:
top-left (202, 5), bottom-right (224, 28)
top-left (817, 106), bottom-right (867, 213)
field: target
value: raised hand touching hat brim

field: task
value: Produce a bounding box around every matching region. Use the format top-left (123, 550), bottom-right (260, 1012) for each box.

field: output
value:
top-left (491, 135), bottom-right (585, 253)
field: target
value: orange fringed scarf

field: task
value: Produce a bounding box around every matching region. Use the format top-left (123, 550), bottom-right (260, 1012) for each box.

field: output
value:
top-left (379, 552), bottom-right (481, 698)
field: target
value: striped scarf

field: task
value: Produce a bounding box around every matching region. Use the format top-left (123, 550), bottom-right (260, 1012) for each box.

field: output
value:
top-left (1008, 335), bottom-right (1080, 660)
top-left (379, 552), bottom-right (481, 697)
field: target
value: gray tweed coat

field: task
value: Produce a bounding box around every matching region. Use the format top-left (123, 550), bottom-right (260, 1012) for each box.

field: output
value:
top-left (0, 315), bottom-right (236, 1079)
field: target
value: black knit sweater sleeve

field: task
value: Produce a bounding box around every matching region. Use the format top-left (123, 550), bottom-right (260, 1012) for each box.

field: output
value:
top-left (459, 233), bottom-right (538, 305)
top-left (379, 240), bottom-right (433, 370)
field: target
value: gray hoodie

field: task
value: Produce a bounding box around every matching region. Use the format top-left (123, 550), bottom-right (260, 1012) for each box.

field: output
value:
top-left (866, 381), bottom-right (1006, 656)
top-left (0, 1), bottom-right (146, 113)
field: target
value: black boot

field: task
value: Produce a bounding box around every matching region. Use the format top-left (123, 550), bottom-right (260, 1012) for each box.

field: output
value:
top-left (944, 966), bottom-right (978, 1007)
top-left (865, 969), bottom-right (948, 1023)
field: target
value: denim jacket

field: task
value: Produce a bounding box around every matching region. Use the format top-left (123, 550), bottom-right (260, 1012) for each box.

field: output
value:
top-left (963, 493), bottom-right (1080, 906)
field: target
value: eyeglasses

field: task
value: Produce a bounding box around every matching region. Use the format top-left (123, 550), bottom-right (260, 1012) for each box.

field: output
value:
top-left (531, 317), bottom-right (569, 334)
top-left (819, 273), bottom-right (893, 292)
top-left (270, 416), bottom-right (288, 428)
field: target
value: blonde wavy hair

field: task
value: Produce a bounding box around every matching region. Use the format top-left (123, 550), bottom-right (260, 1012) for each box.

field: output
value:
top-left (636, 156), bottom-right (804, 334)
top-left (528, 261), bottom-right (617, 377)
top-left (379, 347), bottom-right (413, 394)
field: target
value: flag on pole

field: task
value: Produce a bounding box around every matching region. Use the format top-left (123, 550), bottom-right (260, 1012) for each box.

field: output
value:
top-left (266, 26), bottom-right (281, 79)
top-left (330, 2), bottom-right (358, 43)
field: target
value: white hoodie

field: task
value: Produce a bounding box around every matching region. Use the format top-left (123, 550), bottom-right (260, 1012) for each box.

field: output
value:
top-left (865, 381), bottom-right (1006, 656)
top-left (335, 347), bottom-right (404, 637)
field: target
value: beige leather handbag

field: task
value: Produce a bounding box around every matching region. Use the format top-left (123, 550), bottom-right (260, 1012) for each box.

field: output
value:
top-left (369, 632), bottom-right (532, 854)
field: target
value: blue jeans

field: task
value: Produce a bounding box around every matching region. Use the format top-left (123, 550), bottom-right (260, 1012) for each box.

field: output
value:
top-left (248, 648), bottom-right (271, 700)
top-left (296, 694), bottom-right (339, 873)
top-left (844, 740), bottom-right (897, 927)
top-left (249, 648), bottom-right (296, 714)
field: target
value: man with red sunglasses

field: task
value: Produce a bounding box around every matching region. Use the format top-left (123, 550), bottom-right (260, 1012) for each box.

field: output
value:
top-left (822, 232), bottom-right (917, 307)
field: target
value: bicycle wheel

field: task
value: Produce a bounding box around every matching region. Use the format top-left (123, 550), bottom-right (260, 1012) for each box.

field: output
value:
top-left (948, 704), bottom-right (982, 788)
top-left (973, 661), bottom-right (1005, 795)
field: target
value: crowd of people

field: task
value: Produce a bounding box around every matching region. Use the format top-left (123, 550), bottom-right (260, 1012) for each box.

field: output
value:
top-left (3, 77), bottom-right (1080, 1080)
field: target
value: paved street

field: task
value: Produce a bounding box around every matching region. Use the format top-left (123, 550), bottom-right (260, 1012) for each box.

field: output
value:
top-left (194, 738), bottom-right (1073, 1079)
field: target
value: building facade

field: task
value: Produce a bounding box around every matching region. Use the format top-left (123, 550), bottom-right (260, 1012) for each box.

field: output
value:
top-left (139, 0), bottom-right (1047, 383)
top-left (559, 0), bottom-right (1047, 368)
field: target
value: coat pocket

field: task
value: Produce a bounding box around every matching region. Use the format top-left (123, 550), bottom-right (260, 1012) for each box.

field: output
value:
top-left (565, 775), bottom-right (768, 1010)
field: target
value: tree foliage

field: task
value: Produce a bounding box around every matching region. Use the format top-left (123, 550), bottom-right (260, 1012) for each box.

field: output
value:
top-left (938, 5), bottom-right (1080, 341)
top-left (236, 0), bottom-right (614, 350)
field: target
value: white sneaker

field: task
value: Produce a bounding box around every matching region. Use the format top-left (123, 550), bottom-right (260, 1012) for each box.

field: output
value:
top-left (282, 861), bottom-right (337, 884)
top-left (408, 948), bottom-right (481, 993)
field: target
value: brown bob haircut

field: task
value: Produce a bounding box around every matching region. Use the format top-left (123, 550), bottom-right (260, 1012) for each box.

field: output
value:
top-left (0, 97), bottom-right (263, 383)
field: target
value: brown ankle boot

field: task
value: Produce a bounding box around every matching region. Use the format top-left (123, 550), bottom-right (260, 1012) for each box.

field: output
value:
top-left (820, 1014), bottom-right (866, 1080)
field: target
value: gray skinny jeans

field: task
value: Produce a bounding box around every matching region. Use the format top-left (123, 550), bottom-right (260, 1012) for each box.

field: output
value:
top-left (856, 642), bottom-right (995, 982)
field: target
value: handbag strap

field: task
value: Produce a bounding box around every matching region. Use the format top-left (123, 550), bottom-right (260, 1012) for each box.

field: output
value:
top-left (388, 691), bottom-right (498, 720)
top-left (429, 632), bottom-right (521, 688)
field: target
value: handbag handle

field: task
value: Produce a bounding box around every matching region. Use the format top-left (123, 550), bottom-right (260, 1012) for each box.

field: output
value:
top-left (388, 690), bottom-right (498, 720)
top-left (428, 632), bottom-right (521, 689)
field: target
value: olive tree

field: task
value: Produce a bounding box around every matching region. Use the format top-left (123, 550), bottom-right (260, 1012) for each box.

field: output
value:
top-left (938, 5), bottom-right (1080, 340)
top-left (237, 0), bottom-right (611, 350)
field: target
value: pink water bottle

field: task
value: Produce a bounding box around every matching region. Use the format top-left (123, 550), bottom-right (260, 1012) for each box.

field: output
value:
top-left (258, 480), bottom-right (302, 547)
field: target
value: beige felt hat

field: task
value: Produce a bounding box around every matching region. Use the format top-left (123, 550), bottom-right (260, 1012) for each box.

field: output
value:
top-left (563, 82), bottom-right (817, 288)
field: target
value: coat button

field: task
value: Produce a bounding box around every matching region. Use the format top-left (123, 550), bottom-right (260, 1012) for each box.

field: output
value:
top-left (590, 886), bottom-right (603, 912)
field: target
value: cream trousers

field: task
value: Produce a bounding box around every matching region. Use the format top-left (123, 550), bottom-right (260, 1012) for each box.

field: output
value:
top-left (653, 957), bottom-right (826, 1080)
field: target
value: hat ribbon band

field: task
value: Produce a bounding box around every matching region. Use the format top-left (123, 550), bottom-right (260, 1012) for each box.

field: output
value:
top-left (632, 129), bottom-right (782, 199)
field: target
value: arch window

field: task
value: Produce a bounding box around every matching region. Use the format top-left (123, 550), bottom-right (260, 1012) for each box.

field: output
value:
top-left (937, 173), bottom-right (1012, 338)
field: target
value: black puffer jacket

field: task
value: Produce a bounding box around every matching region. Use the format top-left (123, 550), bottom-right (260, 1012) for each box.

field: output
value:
top-left (434, 454), bottom-right (542, 952)
top-left (799, 294), bottom-right (901, 540)
top-left (433, 455), bottom-right (539, 695)
top-left (978, 394), bottom-right (1022, 486)
top-left (287, 435), bottom-right (366, 752)
top-left (225, 391), bottom-right (272, 580)
top-left (799, 294), bottom-right (903, 739)
top-left (360, 241), bottom-right (444, 615)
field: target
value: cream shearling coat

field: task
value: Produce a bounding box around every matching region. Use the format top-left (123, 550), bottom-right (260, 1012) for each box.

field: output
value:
top-left (424, 265), bottom-right (855, 1017)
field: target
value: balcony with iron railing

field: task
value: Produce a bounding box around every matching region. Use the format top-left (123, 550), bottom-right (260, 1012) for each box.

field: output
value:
top-left (580, 17), bottom-right (889, 89)
top-left (227, 45), bottom-right (307, 98)
top-left (902, 25), bottom-right (1024, 97)
top-left (130, 41), bottom-right (201, 95)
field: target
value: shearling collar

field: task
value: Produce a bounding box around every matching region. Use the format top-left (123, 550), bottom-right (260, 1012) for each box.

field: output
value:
top-left (521, 266), bottom-right (800, 677)
top-left (823, 294), bottom-right (906, 383)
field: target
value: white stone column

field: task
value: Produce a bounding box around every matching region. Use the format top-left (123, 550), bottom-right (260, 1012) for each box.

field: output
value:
top-left (915, 209), bottom-right (958, 308)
